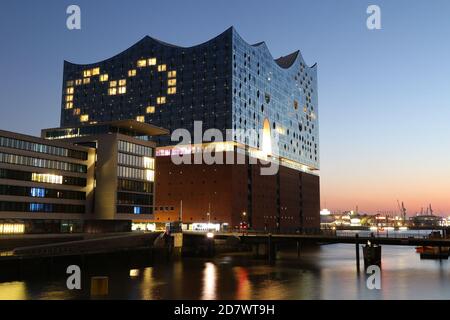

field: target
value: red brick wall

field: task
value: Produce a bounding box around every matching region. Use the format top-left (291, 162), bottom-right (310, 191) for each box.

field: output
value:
top-left (155, 151), bottom-right (320, 232)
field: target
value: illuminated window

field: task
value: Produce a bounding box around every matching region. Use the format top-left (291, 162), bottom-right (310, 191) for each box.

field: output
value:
top-left (31, 173), bottom-right (63, 184)
top-left (146, 106), bottom-right (155, 113)
top-left (168, 79), bottom-right (176, 86)
top-left (75, 79), bottom-right (82, 86)
top-left (143, 157), bottom-right (154, 169)
top-left (66, 87), bottom-right (74, 94)
top-left (73, 108), bottom-right (80, 115)
top-left (128, 69), bottom-right (136, 77)
top-left (136, 115), bottom-right (145, 123)
top-left (148, 58), bottom-right (157, 66)
top-left (92, 67), bottom-right (100, 75)
top-left (157, 96), bottom-right (166, 104)
top-left (119, 79), bottom-right (126, 86)
top-left (100, 74), bottom-right (109, 82)
top-left (0, 223), bottom-right (25, 234)
top-left (65, 102), bottom-right (73, 109)
top-left (66, 95), bottom-right (73, 102)
top-left (157, 64), bottom-right (167, 72)
top-left (109, 81), bottom-right (117, 87)
top-left (83, 70), bottom-right (92, 77)
top-left (168, 70), bottom-right (176, 78)
top-left (118, 86), bottom-right (126, 94)
top-left (80, 114), bottom-right (89, 122)
top-left (262, 118), bottom-right (272, 155)
top-left (108, 88), bottom-right (117, 95)
top-left (167, 87), bottom-right (176, 94)
top-left (83, 78), bottom-right (90, 84)
top-left (137, 59), bottom-right (147, 67)
top-left (67, 80), bottom-right (74, 86)
top-left (146, 169), bottom-right (155, 182)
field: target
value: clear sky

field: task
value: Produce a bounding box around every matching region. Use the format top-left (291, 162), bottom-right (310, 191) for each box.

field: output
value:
top-left (0, 0), bottom-right (449, 215)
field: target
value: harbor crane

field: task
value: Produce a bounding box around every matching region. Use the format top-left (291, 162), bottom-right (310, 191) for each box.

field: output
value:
top-left (397, 200), bottom-right (407, 224)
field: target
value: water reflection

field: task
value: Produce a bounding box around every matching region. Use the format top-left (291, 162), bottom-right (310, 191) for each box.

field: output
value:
top-left (0, 282), bottom-right (27, 300)
top-left (201, 262), bottom-right (217, 300)
top-left (233, 267), bottom-right (251, 300)
top-left (1, 244), bottom-right (450, 300)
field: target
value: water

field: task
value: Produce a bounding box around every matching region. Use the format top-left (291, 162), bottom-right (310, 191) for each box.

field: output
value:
top-left (1, 243), bottom-right (449, 300)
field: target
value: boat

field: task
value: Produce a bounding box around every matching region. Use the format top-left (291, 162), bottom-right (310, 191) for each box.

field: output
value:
top-left (419, 246), bottom-right (449, 260)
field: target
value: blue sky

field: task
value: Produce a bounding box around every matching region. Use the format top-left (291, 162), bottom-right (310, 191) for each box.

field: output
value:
top-left (0, 0), bottom-right (449, 214)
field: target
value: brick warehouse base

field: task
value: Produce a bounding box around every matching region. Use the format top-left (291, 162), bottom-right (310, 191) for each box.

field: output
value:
top-left (154, 151), bottom-right (320, 233)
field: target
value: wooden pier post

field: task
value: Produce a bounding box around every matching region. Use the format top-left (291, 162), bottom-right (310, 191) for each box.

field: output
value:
top-left (268, 234), bottom-right (274, 264)
top-left (355, 234), bottom-right (360, 272)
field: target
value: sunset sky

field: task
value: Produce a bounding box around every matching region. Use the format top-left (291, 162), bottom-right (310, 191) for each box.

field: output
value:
top-left (0, 0), bottom-right (449, 215)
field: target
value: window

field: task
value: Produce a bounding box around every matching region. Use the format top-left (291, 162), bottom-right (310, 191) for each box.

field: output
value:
top-left (83, 70), bottom-right (91, 77)
top-left (157, 64), bottom-right (166, 72)
top-left (119, 79), bottom-right (126, 86)
top-left (66, 95), bottom-right (73, 102)
top-left (109, 81), bottom-right (117, 87)
top-left (148, 58), bottom-right (157, 66)
top-left (66, 87), bottom-right (74, 94)
top-left (67, 80), bottom-right (74, 87)
top-left (108, 88), bottom-right (117, 95)
top-left (146, 106), bottom-right (155, 114)
top-left (168, 70), bottom-right (176, 78)
top-left (73, 108), bottom-right (80, 115)
top-left (83, 78), bottom-right (90, 84)
top-left (75, 79), bottom-right (82, 86)
top-left (146, 170), bottom-right (155, 182)
top-left (100, 74), bottom-right (109, 82)
top-left (65, 102), bottom-right (73, 109)
top-left (31, 173), bottom-right (63, 184)
top-left (143, 157), bottom-right (154, 169)
top-left (118, 86), bottom-right (126, 94)
top-left (136, 115), bottom-right (145, 123)
top-left (80, 114), bottom-right (89, 122)
top-left (168, 79), bottom-right (176, 86)
top-left (137, 59), bottom-right (147, 67)
top-left (167, 87), bottom-right (176, 94)
top-left (294, 100), bottom-right (299, 110)
top-left (92, 67), bottom-right (100, 75)
top-left (128, 69), bottom-right (136, 77)
top-left (157, 96), bottom-right (166, 104)
top-left (0, 153), bottom-right (87, 173)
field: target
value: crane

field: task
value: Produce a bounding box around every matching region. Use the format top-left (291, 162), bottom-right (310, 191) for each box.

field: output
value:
top-left (397, 200), bottom-right (407, 225)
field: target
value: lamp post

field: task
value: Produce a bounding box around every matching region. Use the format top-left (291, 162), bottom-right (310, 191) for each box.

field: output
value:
top-left (207, 202), bottom-right (211, 231)
top-left (242, 211), bottom-right (247, 235)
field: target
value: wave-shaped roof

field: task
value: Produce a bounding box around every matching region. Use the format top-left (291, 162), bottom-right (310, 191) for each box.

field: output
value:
top-left (65, 27), bottom-right (316, 70)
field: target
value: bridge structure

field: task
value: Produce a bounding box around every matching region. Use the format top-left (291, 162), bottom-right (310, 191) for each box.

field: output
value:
top-left (184, 230), bottom-right (450, 270)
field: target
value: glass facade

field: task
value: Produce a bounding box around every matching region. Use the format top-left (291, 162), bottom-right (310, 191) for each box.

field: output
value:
top-left (0, 135), bottom-right (87, 160)
top-left (116, 141), bottom-right (154, 215)
top-left (0, 201), bottom-right (84, 214)
top-left (0, 152), bottom-right (87, 173)
top-left (0, 168), bottom-right (86, 186)
top-left (60, 27), bottom-right (319, 170)
top-left (0, 184), bottom-right (85, 200)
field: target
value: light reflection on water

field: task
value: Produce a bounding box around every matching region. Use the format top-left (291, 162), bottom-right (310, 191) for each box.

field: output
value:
top-left (1, 244), bottom-right (449, 300)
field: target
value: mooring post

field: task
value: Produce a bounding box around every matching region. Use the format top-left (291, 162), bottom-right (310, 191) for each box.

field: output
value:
top-left (355, 234), bottom-right (360, 272)
top-left (268, 234), bottom-right (273, 263)
top-left (296, 241), bottom-right (301, 258)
